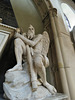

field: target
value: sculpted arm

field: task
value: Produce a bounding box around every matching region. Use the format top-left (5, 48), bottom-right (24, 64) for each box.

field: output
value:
top-left (15, 33), bottom-right (42, 47)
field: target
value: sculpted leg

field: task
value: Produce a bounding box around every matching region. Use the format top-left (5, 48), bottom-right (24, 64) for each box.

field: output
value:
top-left (8, 38), bottom-right (25, 72)
top-left (26, 45), bottom-right (37, 91)
top-left (34, 57), bottom-right (57, 94)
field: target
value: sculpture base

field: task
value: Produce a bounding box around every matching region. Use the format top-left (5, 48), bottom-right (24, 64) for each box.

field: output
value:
top-left (3, 63), bottom-right (67, 100)
top-left (0, 93), bottom-right (67, 100)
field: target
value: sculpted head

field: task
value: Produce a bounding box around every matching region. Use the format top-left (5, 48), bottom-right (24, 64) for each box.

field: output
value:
top-left (27, 24), bottom-right (35, 39)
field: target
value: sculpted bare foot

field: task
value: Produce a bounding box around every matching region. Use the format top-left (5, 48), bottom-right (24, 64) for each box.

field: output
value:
top-left (32, 81), bottom-right (38, 92)
top-left (43, 82), bottom-right (57, 94)
top-left (7, 64), bottom-right (22, 72)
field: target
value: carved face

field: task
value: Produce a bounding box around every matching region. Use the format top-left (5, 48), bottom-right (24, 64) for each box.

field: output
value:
top-left (27, 25), bottom-right (35, 39)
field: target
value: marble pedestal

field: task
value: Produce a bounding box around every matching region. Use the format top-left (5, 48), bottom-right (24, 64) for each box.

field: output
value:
top-left (3, 63), bottom-right (67, 100)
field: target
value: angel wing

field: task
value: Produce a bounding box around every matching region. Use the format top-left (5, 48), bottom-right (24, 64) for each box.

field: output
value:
top-left (41, 31), bottom-right (50, 56)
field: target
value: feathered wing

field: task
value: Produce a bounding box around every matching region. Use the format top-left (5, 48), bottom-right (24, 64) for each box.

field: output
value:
top-left (41, 31), bottom-right (50, 56)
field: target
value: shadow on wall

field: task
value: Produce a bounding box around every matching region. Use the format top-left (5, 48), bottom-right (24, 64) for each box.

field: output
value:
top-left (0, 38), bottom-right (16, 74)
top-left (0, 38), bottom-right (17, 98)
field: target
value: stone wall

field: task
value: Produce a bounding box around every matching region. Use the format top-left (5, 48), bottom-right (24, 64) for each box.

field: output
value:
top-left (0, 0), bottom-right (18, 27)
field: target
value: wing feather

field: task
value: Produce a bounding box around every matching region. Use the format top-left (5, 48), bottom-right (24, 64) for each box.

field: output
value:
top-left (41, 31), bottom-right (50, 56)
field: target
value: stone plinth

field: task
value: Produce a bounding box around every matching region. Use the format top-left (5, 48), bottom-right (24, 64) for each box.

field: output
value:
top-left (3, 63), bottom-right (67, 100)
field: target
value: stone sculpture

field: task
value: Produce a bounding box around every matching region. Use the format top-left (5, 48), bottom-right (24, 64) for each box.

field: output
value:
top-left (3, 25), bottom-right (57, 100)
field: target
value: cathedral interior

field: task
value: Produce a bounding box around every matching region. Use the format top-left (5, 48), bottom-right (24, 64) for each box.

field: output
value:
top-left (0, 0), bottom-right (75, 100)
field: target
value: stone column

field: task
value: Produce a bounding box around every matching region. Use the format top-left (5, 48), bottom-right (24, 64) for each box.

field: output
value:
top-left (53, 8), bottom-right (75, 100)
top-left (49, 8), bottom-right (71, 100)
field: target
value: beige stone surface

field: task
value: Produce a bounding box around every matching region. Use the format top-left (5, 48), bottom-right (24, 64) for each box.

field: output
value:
top-left (10, 0), bottom-right (43, 34)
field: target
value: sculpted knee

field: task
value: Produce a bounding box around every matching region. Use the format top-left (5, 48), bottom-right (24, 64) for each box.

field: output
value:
top-left (14, 38), bottom-right (20, 46)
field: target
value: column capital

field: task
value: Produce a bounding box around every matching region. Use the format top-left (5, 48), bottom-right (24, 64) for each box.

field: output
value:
top-left (49, 8), bottom-right (53, 16)
top-left (49, 8), bottom-right (57, 17)
top-left (52, 8), bottom-right (57, 17)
